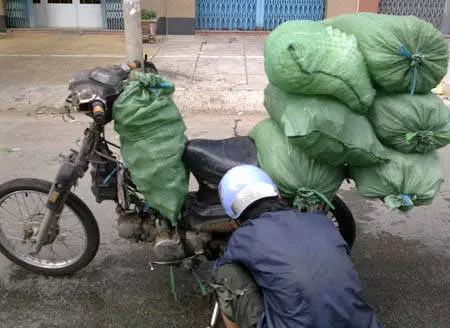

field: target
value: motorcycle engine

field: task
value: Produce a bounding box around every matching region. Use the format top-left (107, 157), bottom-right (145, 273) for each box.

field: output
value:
top-left (118, 213), bottom-right (185, 261)
top-left (154, 230), bottom-right (185, 261)
top-left (117, 212), bottom-right (157, 242)
top-left (117, 212), bottom-right (212, 262)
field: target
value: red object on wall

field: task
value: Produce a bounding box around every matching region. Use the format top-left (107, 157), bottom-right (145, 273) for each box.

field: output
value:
top-left (358, 0), bottom-right (379, 13)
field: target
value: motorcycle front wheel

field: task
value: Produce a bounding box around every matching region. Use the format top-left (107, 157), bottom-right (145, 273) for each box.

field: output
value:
top-left (0, 178), bottom-right (100, 275)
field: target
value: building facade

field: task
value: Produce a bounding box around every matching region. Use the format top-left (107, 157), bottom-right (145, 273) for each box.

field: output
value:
top-left (1, 0), bottom-right (449, 34)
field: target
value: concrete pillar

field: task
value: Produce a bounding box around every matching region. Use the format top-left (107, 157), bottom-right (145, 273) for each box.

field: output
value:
top-left (123, 0), bottom-right (143, 63)
top-left (441, 0), bottom-right (450, 34)
top-left (27, 0), bottom-right (35, 27)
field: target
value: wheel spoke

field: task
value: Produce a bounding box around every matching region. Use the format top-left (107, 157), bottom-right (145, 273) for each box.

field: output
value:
top-left (21, 193), bottom-right (31, 217)
top-left (0, 189), bottom-right (92, 271)
top-left (29, 193), bottom-right (44, 214)
top-left (61, 222), bottom-right (83, 231)
top-left (49, 244), bottom-right (58, 262)
top-left (2, 228), bottom-right (21, 235)
top-left (60, 240), bottom-right (77, 258)
top-left (37, 194), bottom-right (47, 208)
top-left (0, 204), bottom-right (23, 221)
top-left (14, 193), bottom-right (26, 219)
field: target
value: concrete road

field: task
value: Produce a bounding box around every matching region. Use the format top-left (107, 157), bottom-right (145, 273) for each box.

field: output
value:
top-left (0, 31), bottom-right (449, 328)
top-left (0, 112), bottom-right (449, 328)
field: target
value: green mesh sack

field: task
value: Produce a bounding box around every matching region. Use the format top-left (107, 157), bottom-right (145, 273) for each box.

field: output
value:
top-left (264, 20), bottom-right (375, 114)
top-left (113, 72), bottom-right (187, 225)
top-left (264, 84), bottom-right (388, 167)
top-left (324, 13), bottom-right (449, 94)
top-left (249, 118), bottom-right (345, 208)
top-left (349, 148), bottom-right (444, 211)
top-left (369, 92), bottom-right (450, 154)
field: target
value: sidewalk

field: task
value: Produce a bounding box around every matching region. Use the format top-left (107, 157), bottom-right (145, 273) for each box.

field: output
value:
top-left (1, 31), bottom-right (450, 115)
top-left (0, 32), bottom-right (268, 114)
top-left (150, 35), bottom-right (267, 113)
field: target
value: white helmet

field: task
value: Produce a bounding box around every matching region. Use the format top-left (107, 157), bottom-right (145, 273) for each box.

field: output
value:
top-left (219, 165), bottom-right (279, 219)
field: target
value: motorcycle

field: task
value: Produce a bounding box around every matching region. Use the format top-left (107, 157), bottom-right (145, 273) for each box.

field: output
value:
top-left (0, 60), bottom-right (356, 278)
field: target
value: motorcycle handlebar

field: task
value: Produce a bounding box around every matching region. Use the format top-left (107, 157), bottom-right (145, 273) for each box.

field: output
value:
top-left (92, 101), bottom-right (106, 124)
top-left (88, 60), bottom-right (141, 124)
top-left (127, 60), bottom-right (142, 70)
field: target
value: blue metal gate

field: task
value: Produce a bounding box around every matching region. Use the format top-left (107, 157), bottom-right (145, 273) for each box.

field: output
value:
top-left (263, 0), bottom-right (325, 30)
top-left (5, 0), bottom-right (30, 28)
top-left (196, 0), bottom-right (325, 30)
top-left (196, 0), bottom-right (257, 30)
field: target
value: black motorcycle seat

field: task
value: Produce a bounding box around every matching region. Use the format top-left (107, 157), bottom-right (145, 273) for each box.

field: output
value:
top-left (183, 137), bottom-right (258, 185)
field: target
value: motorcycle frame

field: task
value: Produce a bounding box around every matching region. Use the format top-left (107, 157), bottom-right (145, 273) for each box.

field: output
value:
top-left (36, 121), bottom-right (151, 254)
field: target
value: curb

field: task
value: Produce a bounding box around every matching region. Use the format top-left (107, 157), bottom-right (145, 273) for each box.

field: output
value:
top-left (196, 30), bottom-right (270, 36)
top-left (6, 28), bottom-right (124, 35)
top-left (6, 28), bottom-right (271, 36)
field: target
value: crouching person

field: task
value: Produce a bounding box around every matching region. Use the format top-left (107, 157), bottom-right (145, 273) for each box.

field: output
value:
top-left (212, 165), bottom-right (382, 328)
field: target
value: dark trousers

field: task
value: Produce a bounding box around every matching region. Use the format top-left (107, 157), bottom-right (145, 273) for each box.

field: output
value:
top-left (212, 263), bottom-right (264, 328)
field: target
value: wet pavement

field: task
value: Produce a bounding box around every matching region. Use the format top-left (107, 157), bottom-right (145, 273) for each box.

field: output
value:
top-left (0, 113), bottom-right (449, 328)
top-left (0, 30), bottom-right (449, 328)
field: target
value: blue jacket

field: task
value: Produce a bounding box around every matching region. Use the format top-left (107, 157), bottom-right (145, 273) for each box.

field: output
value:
top-left (215, 209), bottom-right (382, 328)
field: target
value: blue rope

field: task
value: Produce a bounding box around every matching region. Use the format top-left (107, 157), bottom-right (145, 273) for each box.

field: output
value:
top-left (401, 194), bottom-right (414, 207)
top-left (157, 82), bottom-right (172, 88)
top-left (398, 44), bottom-right (412, 58)
top-left (147, 82), bottom-right (173, 94)
top-left (410, 67), bottom-right (418, 96)
top-left (398, 44), bottom-right (419, 95)
top-left (103, 163), bottom-right (119, 184)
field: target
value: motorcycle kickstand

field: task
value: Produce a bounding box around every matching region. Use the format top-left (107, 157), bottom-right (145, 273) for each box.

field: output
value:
top-left (207, 301), bottom-right (220, 328)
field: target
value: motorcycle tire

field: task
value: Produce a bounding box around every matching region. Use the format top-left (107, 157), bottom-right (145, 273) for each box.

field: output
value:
top-left (0, 178), bottom-right (100, 276)
top-left (330, 196), bottom-right (356, 249)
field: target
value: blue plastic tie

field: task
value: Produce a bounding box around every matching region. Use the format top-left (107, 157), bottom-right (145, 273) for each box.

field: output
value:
top-left (143, 202), bottom-right (151, 212)
top-left (410, 67), bottom-right (418, 96)
top-left (398, 44), bottom-right (412, 58)
top-left (103, 164), bottom-right (119, 184)
top-left (398, 44), bottom-right (418, 95)
top-left (401, 194), bottom-right (414, 207)
top-left (157, 82), bottom-right (172, 88)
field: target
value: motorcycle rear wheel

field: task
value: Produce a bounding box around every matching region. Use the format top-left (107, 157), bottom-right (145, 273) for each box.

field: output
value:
top-left (0, 178), bottom-right (100, 276)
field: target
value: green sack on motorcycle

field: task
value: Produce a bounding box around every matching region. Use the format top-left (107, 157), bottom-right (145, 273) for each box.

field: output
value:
top-left (324, 13), bottom-right (449, 94)
top-left (349, 148), bottom-right (444, 211)
top-left (264, 20), bottom-right (375, 114)
top-left (369, 92), bottom-right (450, 154)
top-left (249, 118), bottom-right (345, 208)
top-left (264, 84), bottom-right (389, 167)
top-left (113, 72), bottom-right (188, 226)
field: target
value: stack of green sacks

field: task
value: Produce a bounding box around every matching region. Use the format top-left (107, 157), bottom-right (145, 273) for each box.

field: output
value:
top-left (253, 14), bottom-right (449, 211)
top-left (326, 13), bottom-right (449, 211)
top-left (349, 91), bottom-right (447, 211)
